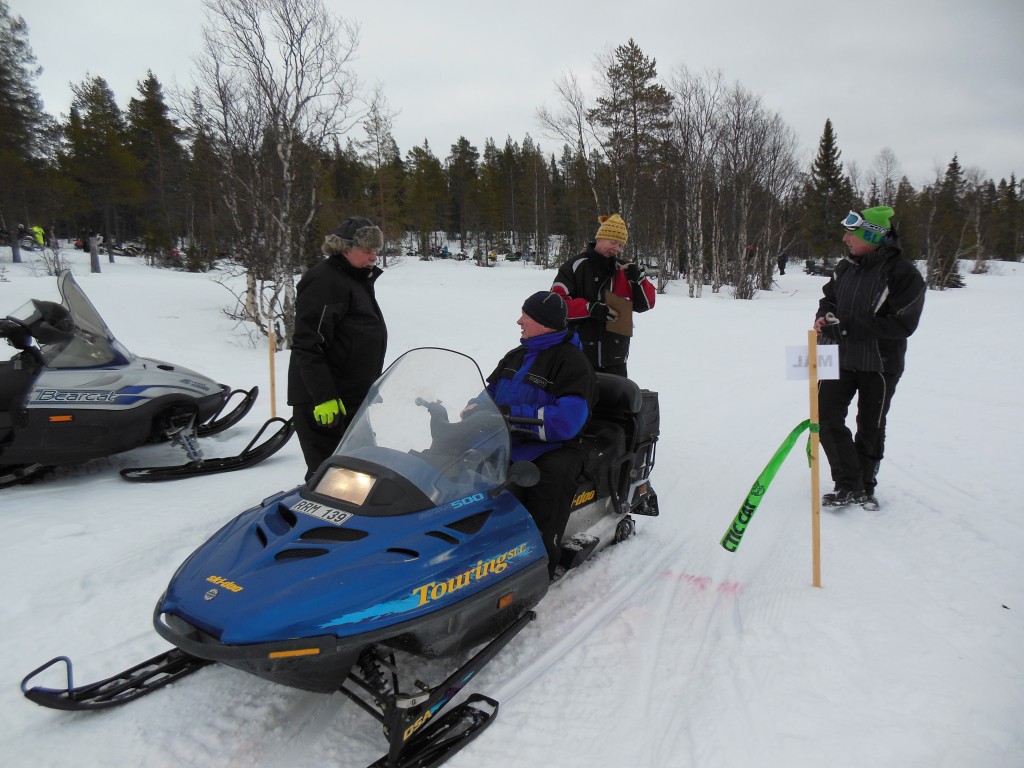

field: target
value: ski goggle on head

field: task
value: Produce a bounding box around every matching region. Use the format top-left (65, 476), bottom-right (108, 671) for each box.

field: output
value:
top-left (841, 211), bottom-right (888, 235)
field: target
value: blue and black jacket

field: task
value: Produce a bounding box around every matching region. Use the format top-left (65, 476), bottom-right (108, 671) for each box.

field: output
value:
top-left (485, 330), bottom-right (597, 462)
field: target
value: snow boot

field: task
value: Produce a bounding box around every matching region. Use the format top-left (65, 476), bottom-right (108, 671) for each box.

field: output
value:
top-left (861, 494), bottom-right (880, 511)
top-left (822, 488), bottom-right (867, 508)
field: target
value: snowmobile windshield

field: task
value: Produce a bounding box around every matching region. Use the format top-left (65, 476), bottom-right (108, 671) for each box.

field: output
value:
top-left (40, 271), bottom-right (132, 368)
top-left (321, 347), bottom-right (510, 511)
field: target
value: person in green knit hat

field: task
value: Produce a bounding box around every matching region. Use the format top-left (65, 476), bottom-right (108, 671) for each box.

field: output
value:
top-left (812, 206), bottom-right (926, 511)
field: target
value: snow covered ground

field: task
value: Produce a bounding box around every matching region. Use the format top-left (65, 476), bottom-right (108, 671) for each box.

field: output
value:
top-left (0, 247), bottom-right (1021, 768)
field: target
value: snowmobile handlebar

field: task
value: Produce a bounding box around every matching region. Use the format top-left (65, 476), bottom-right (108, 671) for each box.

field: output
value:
top-left (0, 317), bottom-right (29, 345)
top-left (507, 415), bottom-right (543, 427)
top-left (0, 317), bottom-right (44, 365)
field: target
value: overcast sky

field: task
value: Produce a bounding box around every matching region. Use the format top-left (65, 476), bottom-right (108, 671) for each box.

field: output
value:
top-left (14, 0), bottom-right (1024, 189)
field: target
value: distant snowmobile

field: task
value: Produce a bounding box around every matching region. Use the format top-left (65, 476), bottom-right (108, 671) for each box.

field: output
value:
top-left (21, 347), bottom-right (659, 768)
top-left (0, 270), bottom-right (293, 486)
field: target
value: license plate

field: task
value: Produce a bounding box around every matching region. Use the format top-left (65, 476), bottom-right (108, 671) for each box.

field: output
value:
top-left (291, 498), bottom-right (353, 526)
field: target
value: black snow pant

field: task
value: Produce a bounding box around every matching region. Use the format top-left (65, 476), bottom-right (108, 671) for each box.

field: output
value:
top-left (518, 445), bottom-right (585, 575)
top-left (818, 369), bottom-right (901, 494)
top-left (596, 362), bottom-right (628, 377)
top-left (293, 404), bottom-right (349, 482)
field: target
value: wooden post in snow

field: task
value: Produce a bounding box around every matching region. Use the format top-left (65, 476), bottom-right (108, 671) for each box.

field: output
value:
top-left (807, 329), bottom-right (822, 588)
top-left (268, 326), bottom-right (277, 419)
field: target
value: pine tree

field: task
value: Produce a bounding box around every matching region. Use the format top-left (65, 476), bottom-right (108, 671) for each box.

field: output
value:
top-left (800, 119), bottom-right (853, 260)
top-left (987, 175), bottom-right (1020, 261)
top-left (921, 155), bottom-right (967, 288)
top-left (404, 141), bottom-right (446, 256)
top-left (126, 72), bottom-right (188, 254)
top-left (60, 76), bottom-right (143, 246)
top-left (588, 39), bottom-right (673, 229)
top-left (445, 137), bottom-right (480, 252)
top-left (0, 0), bottom-right (45, 258)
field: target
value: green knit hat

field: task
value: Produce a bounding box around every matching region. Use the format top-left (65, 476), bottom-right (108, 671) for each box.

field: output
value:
top-left (841, 206), bottom-right (894, 246)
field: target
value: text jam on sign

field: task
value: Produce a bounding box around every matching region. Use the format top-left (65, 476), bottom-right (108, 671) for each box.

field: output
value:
top-left (785, 346), bottom-right (840, 380)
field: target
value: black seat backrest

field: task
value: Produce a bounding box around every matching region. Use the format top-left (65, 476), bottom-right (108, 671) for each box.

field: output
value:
top-left (590, 373), bottom-right (659, 464)
top-left (593, 373), bottom-right (642, 417)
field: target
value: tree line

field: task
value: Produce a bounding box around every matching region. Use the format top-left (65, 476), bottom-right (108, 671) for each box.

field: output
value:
top-left (2, 0), bottom-right (1021, 343)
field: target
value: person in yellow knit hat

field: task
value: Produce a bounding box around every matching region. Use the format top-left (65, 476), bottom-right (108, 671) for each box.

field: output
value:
top-left (550, 213), bottom-right (656, 376)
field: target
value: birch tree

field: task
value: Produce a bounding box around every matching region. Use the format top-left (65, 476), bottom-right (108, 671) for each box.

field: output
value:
top-left (668, 66), bottom-right (724, 298)
top-left (868, 147), bottom-right (902, 206)
top-left (536, 71), bottom-right (602, 212)
top-left (186, 0), bottom-right (360, 345)
top-left (357, 86), bottom-right (402, 265)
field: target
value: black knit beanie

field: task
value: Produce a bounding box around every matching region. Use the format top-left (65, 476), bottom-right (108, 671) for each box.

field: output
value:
top-left (522, 291), bottom-right (567, 331)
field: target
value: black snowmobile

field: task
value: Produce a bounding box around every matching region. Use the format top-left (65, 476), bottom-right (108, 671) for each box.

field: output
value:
top-left (0, 270), bottom-right (293, 486)
top-left (21, 347), bottom-right (659, 768)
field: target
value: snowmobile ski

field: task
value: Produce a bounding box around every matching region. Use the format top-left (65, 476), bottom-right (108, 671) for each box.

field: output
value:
top-left (20, 649), bottom-right (212, 711)
top-left (120, 416), bottom-right (294, 481)
top-left (359, 609), bottom-right (535, 768)
top-left (0, 462), bottom-right (50, 488)
top-left (367, 694), bottom-right (499, 768)
top-left (197, 386), bottom-right (258, 437)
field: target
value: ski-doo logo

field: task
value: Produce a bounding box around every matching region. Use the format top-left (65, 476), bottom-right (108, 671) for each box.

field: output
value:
top-left (36, 389), bottom-right (120, 403)
top-left (206, 575), bottom-right (243, 592)
top-left (571, 489), bottom-right (595, 507)
top-left (411, 543), bottom-right (529, 606)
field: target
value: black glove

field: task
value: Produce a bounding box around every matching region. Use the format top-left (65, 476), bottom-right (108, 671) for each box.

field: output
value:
top-left (624, 263), bottom-right (644, 283)
top-left (588, 302), bottom-right (611, 322)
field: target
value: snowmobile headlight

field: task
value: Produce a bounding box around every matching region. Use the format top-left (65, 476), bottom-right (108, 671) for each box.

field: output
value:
top-left (314, 467), bottom-right (377, 506)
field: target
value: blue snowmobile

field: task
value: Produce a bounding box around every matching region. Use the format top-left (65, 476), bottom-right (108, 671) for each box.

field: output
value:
top-left (21, 347), bottom-right (659, 768)
top-left (0, 270), bottom-right (293, 486)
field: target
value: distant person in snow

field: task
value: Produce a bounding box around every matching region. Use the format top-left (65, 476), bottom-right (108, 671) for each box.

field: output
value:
top-left (550, 214), bottom-right (656, 377)
top-left (813, 206), bottom-right (926, 511)
top-left (464, 291), bottom-right (597, 577)
top-left (287, 216), bottom-right (387, 481)
top-left (777, 249), bottom-right (789, 275)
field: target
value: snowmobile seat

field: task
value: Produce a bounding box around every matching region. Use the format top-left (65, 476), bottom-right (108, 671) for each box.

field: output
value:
top-left (589, 374), bottom-right (660, 485)
top-left (576, 374), bottom-right (642, 503)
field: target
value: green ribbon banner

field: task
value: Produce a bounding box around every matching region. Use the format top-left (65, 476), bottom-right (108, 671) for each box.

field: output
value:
top-left (720, 419), bottom-right (818, 552)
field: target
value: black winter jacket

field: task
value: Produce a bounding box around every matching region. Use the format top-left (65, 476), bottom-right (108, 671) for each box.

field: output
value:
top-left (287, 254), bottom-right (387, 408)
top-left (551, 245), bottom-right (655, 369)
top-left (816, 236), bottom-right (925, 375)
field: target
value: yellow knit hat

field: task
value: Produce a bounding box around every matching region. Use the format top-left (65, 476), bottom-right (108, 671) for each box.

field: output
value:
top-left (595, 214), bottom-right (628, 244)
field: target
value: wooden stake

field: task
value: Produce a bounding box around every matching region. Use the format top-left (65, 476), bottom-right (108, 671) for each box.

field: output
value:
top-left (808, 329), bottom-right (822, 588)
top-left (268, 326), bottom-right (277, 419)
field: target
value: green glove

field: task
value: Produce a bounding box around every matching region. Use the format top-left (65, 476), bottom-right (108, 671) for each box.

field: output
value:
top-left (313, 398), bottom-right (347, 426)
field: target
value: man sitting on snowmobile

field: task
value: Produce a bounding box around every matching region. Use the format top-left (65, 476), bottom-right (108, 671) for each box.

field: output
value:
top-left (465, 291), bottom-right (597, 576)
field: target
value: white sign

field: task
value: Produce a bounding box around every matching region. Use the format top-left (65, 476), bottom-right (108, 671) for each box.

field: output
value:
top-left (786, 345), bottom-right (840, 380)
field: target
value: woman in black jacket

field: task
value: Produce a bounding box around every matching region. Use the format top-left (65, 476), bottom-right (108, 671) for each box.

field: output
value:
top-left (287, 216), bottom-right (387, 480)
